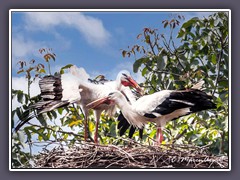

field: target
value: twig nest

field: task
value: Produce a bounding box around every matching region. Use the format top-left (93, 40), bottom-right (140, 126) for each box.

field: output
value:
top-left (34, 141), bottom-right (228, 169)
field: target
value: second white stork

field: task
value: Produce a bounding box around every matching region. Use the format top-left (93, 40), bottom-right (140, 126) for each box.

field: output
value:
top-left (86, 88), bottom-right (216, 145)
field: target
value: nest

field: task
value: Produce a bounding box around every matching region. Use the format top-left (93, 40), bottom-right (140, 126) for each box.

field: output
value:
top-left (35, 140), bottom-right (228, 169)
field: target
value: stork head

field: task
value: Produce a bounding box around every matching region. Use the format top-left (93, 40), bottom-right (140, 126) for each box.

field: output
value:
top-left (86, 91), bottom-right (121, 109)
top-left (117, 70), bottom-right (143, 95)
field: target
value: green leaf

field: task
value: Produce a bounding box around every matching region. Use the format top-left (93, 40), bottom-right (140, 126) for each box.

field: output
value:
top-left (38, 135), bottom-right (43, 141)
top-left (24, 128), bottom-right (32, 140)
top-left (17, 91), bottom-right (24, 103)
top-left (51, 110), bottom-right (57, 119)
top-left (145, 35), bottom-right (150, 44)
top-left (37, 114), bottom-right (47, 127)
top-left (17, 69), bottom-right (24, 74)
top-left (16, 107), bottom-right (22, 118)
top-left (177, 29), bottom-right (185, 38)
top-left (63, 133), bottom-right (69, 140)
top-left (133, 57), bottom-right (148, 73)
top-left (109, 123), bottom-right (116, 137)
top-left (141, 67), bottom-right (148, 76)
top-left (58, 108), bottom-right (63, 115)
top-left (39, 69), bottom-right (46, 73)
top-left (60, 64), bottom-right (73, 74)
top-left (201, 45), bottom-right (209, 55)
top-left (156, 55), bottom-right (166, 70)
top-left (24, 94), bottom-right (29, 104)
top-left (25, 126), bottom-right (38, 134)
top-left (60, 69), bottom-right (64, 74)
top-left (192, 59), bottom-right (199, 66)
top-left (61, 64), bottom-right (73, 70)
top-left (211, 54), bottom-right (217, 65)
top-left (182, 18), bottom-right (197, 30)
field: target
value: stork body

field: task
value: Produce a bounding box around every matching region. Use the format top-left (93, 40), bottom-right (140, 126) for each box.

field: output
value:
top-left (87, 88), bottom-right (216, 145)
top-left (69, 66), bottom-right (142, 143)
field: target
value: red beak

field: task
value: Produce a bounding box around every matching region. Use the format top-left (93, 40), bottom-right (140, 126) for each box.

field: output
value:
top-left (123, 77), bottom-right (144, 95)
top-left (86, 97), bottom-right (111, 109)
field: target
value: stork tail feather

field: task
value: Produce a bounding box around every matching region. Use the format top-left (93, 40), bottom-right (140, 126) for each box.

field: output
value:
top-left (117, 111), bottom-right (144, 139)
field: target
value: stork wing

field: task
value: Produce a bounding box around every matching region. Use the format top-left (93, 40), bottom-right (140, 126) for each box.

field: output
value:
top-left (134, 89), bottom-right (216, 119)
top-left (117, 111), bottom-right (143, 138)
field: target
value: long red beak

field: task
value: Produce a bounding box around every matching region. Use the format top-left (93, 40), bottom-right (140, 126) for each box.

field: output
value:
top-left (86, 97), bottom-right (111, 109)
top-left (124, 77), bottom-right (144, 95)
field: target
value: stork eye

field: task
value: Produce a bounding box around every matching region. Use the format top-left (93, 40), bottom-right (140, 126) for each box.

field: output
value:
top-left (122, 73), bottom-right (128, 77)
top-left (108, 92), bottom-right (114, 96)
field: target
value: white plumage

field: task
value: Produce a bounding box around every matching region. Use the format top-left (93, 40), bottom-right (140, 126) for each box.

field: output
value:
top-left (69, 65), bottom-right (142, 143)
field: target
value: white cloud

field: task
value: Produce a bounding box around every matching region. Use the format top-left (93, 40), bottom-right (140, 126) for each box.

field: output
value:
top-left (12, 34), bottom-right (44, 67)
top-left (12, 76), bottom-right (40, 96)
top-left (182, 12), bottom-right (215, 21)
top-left (12, 76), bottom-right (40, 110)
top-left (23, 12), bottom-right (111, 47)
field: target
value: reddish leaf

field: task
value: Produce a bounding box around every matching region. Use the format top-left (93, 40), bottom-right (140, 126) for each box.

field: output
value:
top-left (164, 22), bottom-right (168, 28)
top-left (17, 69), bottom-right (24, 74)
top-left (136, 45), bottom-right (140, 52)
top-left (30, 59), bottom-right (35, 64)
top-left (38, 63), bottom-right (45, 69)
top-left (137, 34), bottom-right (142, 39)
top-left (44, 54), bottom-right (50, 62)
top-left (122, 50), bottom-right (127, 58)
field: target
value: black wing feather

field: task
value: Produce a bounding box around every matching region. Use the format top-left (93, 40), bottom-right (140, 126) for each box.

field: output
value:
top-left (15, 75), bottom-right (72, 132)
top-left (117, 111), bottom-right (144, 139)
top-left (128, 126), bottom-right (135, 138)
top-left (144, 89), bottom-right (216, 118)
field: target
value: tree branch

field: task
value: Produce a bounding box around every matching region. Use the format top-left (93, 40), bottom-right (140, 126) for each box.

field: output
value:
top-left (27, 122), bottom-right (94, 143)
top-left (212, 45), bottom-right (223, 96)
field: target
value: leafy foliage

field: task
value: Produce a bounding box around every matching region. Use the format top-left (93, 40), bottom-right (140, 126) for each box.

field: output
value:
top-left (122, 12), bottom-right (229, 154)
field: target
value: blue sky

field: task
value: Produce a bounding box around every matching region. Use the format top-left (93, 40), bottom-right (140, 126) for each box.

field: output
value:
top-left (11, 10), bottom-right (215, 80)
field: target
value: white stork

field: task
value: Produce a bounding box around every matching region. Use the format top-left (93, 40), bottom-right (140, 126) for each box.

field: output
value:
top-left (86, 87), bottom-right (216, 145)
top-left (117, 81), bottom-right (206, 139)
top-left (69, 65), bottom-right (142, 143)
top-left (15, 66), bottom-right (142, 144)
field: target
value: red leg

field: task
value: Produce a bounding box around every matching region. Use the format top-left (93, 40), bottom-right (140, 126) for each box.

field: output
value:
top-left (94, 118), bottom-right (99, 144)
top-left (156, 127), bottom-right (164, 145)
top-left (84, 116), bottom-right (88, 141)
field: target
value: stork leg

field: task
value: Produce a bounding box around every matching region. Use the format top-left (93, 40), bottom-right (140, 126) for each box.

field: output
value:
top-left (93, 110), bottom-right (101, 144)
top-left (82, 109), bottom-right (89, 142)
top-left (155, 127), bottom-right (164, 145)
